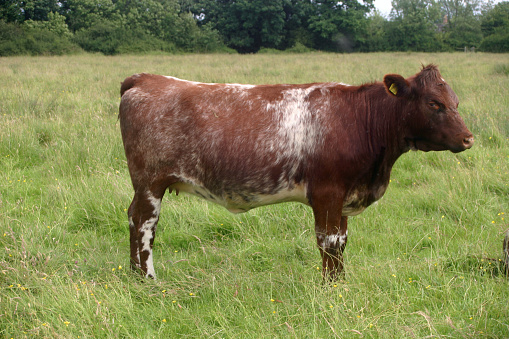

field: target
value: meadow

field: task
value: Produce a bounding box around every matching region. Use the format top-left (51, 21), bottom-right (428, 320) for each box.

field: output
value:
top-left (0, 52), bottom-right (508, 338)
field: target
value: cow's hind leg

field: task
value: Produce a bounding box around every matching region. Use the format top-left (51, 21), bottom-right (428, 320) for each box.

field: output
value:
top-left (128, 197), bottom-right (140, 271)
top-left (128, 190), bottom-right (162, 278)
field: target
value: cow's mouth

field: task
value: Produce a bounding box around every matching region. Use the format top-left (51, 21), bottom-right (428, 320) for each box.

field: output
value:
top-left (405, 138), bottom-right (447, 152)
top-left (405, 137), bottom-right (473, 153)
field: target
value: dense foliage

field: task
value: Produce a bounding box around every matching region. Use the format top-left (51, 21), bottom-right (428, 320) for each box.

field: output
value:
top-left (0, 0), bottom-right (508, 55)
top-left (480, 1), bottom-right (509, 52)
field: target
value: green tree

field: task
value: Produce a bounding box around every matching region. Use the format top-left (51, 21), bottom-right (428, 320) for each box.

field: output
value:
top-left (21, 0), bottom-right (60, 21)
top-left (0, 1), bottom-right (24, 22)
top-left (480, 1), bottom-right (509, 52)
top-left (115, 0), bottom-right (176, 35)
top-left (359, 10), bottom-right (390, 51)
top-left (170, 12), bottom-right (226, 52)
top-left (439, 0), bottom-right (483, 49)
top-left (59, 0), bottom-right (119, 32)
top-left (0, 0), bottom-right (62, 22)
top-left (388, 0), bottom-right (443, 51)
top-left (307, 0), bottom-right (373, 51)
top-left (278, 0), bottom-right (316, 49)
top-left (67, 0), bottom-right (224, 54)
top-left (192, 0), bottom-right (373, 52)
top-left (194, 0), bottom-right (286, 53)
top-left (23, 11), bottom-right (73, 38)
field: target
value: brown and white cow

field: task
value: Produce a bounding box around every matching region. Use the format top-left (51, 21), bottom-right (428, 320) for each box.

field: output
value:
top-left (119, 65), bottom-right (473, 280)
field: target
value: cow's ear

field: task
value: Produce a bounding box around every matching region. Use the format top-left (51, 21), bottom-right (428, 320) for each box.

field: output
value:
top-left (383, 74), bottom-right (410, 97)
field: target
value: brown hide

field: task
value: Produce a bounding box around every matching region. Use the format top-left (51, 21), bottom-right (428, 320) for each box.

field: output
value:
top-left (119, 65), bottom-right (473, 280)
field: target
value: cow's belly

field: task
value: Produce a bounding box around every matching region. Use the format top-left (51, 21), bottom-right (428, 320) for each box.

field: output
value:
top-left (171, 182), bottom-right (308, 213)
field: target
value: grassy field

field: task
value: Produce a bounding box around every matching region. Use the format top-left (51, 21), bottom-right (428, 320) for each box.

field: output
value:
top-left (0, 52), bottom-right (508, 338)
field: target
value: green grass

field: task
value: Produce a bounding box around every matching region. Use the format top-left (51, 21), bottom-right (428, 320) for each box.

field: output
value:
top-left (1, 53), bottom-right (508, 338)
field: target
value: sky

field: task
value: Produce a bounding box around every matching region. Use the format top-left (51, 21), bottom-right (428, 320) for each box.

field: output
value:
top-left (374, 0), bottom-right (393, 16)
top-left (373, 0), bottom-right (505, 17)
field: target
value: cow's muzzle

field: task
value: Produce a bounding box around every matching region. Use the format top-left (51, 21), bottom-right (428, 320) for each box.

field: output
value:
top-left (450, 133), bottom-right (474, 153)
top-left (462, 135), bottom-right (474, 149)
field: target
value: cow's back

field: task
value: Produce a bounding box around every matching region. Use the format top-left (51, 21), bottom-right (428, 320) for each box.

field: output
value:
top-left (118, 74), bottom-right (331, 211)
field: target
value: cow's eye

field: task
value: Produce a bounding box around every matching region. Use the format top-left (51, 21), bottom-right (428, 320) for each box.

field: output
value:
top-left (428, 101), bottom-right (440, 110)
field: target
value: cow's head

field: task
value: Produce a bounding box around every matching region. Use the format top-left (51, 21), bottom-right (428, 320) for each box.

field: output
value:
top-left (383, 65), bottom-right (474, 153)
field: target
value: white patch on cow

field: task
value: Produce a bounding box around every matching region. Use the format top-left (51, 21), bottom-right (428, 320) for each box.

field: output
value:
top-left (140, 217), bottom-right (157, 253)
top-left (224, 83), bottom-right (256, 89)
top-left (164, 75), bottom-right (255, 89)
top-left (147, 193), bottom-right (161, 215)
top-left (172, 181), bottom-right (308, 214)
top-left (266, 87), bottom-right (324, 165)
top-left (324, 234), bottom-right (340, 248)
top-left (165, 75), bottom-right (205, 86)
top-left (145, 252), bottom-right (155, 278)
top-left (139, 215), bottom-right (157, 278)
top-left (340, 230), bottom-right (348, 245)
top-left (239, 183), bottom-right (308, 211)
top-left (317, 234), bottom-right (325, 249)
top-left (321, 230), bottom-right (348, 249)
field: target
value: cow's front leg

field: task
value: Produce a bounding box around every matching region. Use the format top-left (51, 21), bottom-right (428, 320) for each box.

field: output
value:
top-left (317, 216), bottom-right (348, 281)
top-left (313, 198), bottom-right (348, 281)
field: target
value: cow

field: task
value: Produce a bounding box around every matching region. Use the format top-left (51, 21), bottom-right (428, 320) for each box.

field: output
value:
top-left (119, 65), bottom-right (474, 281)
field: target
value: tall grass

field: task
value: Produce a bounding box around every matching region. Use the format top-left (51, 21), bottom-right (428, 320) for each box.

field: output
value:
top-left (0, 53), bottom-right (508, 338)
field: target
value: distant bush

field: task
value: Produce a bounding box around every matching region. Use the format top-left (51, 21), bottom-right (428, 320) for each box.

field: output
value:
top-left (23, 12), bottom-right (72, 39)
top-left (480, 32), bottom-right (509, 52)
top-left (74, 21), bottom-right (177, 55)
top-left (0, 20), bottom-right (81, 56)
top-left (72, 17), bottom-right (230, 55)
top-left (286, 42), bottom-right (314, 53)
top-left (116, 37), bottom-right (177, 55)
top-left (24, 28), bottom-right (81, 55)
top-left (0, 17), bottom-right (229, 56)
top-left (257, 47), bottom-right (284, 54)
top-left (73, 22), bottom-right (118, 55)
top-left (257, 42), bottom-right (314, 54)
top-left (0, 21), bottom-right (25, 56)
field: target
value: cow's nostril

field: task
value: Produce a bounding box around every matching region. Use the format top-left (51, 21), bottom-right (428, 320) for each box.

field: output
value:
top-left (463, 136), bottom-right (474, 148)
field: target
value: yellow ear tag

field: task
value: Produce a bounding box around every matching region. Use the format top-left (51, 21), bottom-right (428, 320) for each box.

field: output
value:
top-left (389, 83), bottom-right (398, 95)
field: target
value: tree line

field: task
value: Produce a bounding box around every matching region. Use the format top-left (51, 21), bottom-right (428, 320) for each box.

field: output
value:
top-left (1, 0), bottom-right (508, 56)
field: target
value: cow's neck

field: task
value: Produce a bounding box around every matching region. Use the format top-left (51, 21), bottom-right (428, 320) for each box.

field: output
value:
top-left (363, 83), bottom-right (410, 158)
top-left (346, 83), bottom-right (410, 194)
